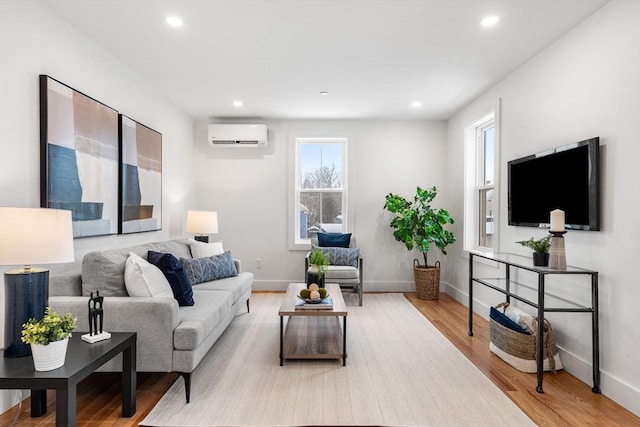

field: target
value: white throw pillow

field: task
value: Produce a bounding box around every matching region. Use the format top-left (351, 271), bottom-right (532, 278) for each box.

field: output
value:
top-left (124, 252), bottom-right (174, 298)
top-left (188, 238), bottom-right (224, 258)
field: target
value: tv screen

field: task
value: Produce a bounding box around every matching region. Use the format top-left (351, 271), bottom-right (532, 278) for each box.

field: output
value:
top-left (508, 137), bottom-right (600, 231)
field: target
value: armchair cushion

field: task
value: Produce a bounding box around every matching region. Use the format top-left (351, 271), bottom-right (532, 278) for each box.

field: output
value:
top-left (317, 232), bottom-right (351, 248)
top-left (314, 246), bottom-right (360, 267)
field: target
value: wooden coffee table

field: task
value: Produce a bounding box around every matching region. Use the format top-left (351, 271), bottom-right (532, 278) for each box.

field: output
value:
top-left (278, 283), bottom-right (348, 366)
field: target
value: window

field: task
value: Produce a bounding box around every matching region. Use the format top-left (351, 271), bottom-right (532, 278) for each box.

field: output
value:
top-left (294, 138), bottom-right (347, 245)
top-left (464, 111), bottom-right (497, 252)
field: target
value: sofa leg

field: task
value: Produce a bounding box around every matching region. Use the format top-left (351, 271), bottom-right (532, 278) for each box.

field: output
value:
top-left (181, 372), bottom-right (191, 403)
top-left (247, 299), bottom-right (250, 313)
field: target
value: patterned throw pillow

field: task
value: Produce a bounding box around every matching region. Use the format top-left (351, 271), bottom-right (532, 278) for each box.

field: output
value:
top-left (315, 246), bottom-right (359, 267)
top-left (180, 251), bottom-right (238, 285)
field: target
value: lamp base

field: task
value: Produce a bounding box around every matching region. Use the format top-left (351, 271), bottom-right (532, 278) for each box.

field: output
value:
top-left (194, 235), bottom-right (209, 243)
top-left (4, 268), bottom-right (49, 358)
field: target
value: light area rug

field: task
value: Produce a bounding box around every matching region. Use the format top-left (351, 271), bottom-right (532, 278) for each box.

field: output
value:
top-left (141, 293), bottom-right (535, 427)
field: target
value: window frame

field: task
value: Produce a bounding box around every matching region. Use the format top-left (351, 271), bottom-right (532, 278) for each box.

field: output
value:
top-left (290, 136), bottom-right (348, 249)
top-left (464, 108), bottom-right (499, 254)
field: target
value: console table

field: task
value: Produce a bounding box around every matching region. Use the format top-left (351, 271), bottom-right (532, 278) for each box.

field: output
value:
top-left (0, 332), bottom-right (136, 427)
top-left (468, 251), bottom-right (600, 394)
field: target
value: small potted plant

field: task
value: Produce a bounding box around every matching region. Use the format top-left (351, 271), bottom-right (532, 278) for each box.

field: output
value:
top-left (21, 307), bottom-right (76, 371)
top-left (516, 236), bottom-right (551, 266)
top-left (307, 247), bottom-right (330, 288)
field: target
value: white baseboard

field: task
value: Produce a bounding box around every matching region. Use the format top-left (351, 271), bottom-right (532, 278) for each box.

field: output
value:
top-left (441, 281), bottom-right (640, 418)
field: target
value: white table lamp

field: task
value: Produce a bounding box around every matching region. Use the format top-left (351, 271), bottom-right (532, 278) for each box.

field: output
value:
top-left (186, 210), bottom-right (218, 243)
top-left (0, 207), bottom-right (74, 357)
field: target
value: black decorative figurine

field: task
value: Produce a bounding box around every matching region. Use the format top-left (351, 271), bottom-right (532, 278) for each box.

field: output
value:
top-left (82, 291), bottom-right (111, 343)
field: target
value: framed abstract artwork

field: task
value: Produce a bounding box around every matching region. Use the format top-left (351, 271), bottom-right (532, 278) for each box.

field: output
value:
top-left (118, 115), bottom-right (162, 234)
top-left (40, 75), bottom-right (119, 238)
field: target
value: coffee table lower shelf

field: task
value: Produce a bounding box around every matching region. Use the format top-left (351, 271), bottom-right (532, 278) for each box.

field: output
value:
top-left (282, 316), bottom-right (345, 360)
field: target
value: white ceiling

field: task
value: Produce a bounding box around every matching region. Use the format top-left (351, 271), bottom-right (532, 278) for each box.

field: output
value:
top-left (44, 0), bottom-right (607, 120)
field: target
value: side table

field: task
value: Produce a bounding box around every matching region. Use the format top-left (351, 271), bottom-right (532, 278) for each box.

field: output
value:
top-left (0, 332), bottom-right (136, 427)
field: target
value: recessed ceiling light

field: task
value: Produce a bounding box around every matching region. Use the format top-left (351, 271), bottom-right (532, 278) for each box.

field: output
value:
top-left (481, 15), bottom-right (500, 27)
top-left (233, 100), bottom-right (243, 107)
top-left (320, 91), bottom-right (329, 96)
top-left (166, 15), bottom-right (184, 27)
top-left (411, 101), bottom-right (422, 108)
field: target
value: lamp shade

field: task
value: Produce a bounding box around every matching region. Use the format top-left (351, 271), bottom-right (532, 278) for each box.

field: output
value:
top-left (0, 207), bottom-right (74, 266)
top-left (186, 210), bottom-right (218, 235)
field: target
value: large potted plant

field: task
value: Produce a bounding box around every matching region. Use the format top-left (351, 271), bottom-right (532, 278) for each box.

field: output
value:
top-left (383, 186), bottom-right (455, 300)
top-left (21, 307), bottom-right (76, 371)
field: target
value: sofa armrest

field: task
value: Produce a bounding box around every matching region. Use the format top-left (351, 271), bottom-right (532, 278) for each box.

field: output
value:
top-left (49, 296), bottom-right (180, 372)
top-left (234, 259), bottom-right (242, 273)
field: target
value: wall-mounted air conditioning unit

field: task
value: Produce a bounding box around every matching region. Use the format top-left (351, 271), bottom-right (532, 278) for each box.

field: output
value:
top-left (207, 124), bottom-right (268, 148)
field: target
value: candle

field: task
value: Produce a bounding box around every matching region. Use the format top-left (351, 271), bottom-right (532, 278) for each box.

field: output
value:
top-left (550, 209), bottom-right (565, 232)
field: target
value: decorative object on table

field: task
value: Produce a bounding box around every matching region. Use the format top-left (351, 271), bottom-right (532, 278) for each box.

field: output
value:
top-left (383, 186), bottom-right (455, 300)
top-left (515, 235), bottom-right (551, 266)
top-left (0, 207), bottom-right (74, 358)
top-left (548, 209), bottom-right (567, 270)
top-left (81, 291), bottom-right (111, 343)
top-left (119, 114), bottom-right (162, 234)
top-left (185, 210), bottom-right (218, 243)
top-left (489, 302), bottom-right (562, 373)
top-left (21, 306), bottom-right (76, 371)
top-left (306, 247), bottom-right (329, 288)
top-left (299, 283), bottom-right (328, 301)
top-left (40, 75), bottom-right (119, 238)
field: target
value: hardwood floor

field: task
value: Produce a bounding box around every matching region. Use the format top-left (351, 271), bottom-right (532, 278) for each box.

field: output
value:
top-left (1, 292), bottom-right (638, 426)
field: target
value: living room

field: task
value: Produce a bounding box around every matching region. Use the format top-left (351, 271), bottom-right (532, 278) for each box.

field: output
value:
top-left (1, 0), bottom-right (639, 425)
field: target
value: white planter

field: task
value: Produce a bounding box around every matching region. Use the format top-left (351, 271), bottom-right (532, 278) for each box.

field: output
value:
top-left (30, 338), bottom-right (69, 371)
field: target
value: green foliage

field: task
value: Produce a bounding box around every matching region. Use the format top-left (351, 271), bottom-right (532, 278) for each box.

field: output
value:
top-left (318, 288), bottom-right (328, 298)
top-left (299, 289), bottom-right (311, 299)
top-left (308, 247), bottom-right (329, 277)
top-left (516, 236), bottom-right (551, 254)
top-left (383, 186), bottom-right (456, 267)
top-left (21, 307), bottom-right (76, 345)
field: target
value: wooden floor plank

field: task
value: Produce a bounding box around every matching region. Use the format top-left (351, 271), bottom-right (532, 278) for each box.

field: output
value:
top-left (1, 292), bottom-right (638, 426)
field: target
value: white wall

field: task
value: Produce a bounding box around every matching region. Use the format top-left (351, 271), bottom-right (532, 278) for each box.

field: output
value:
top-left (0, 0), bottom-right (197, 411)
top-left (445, 1), bottom-right (640, 416)
top-left (194, 119), bottom-right (447, 292)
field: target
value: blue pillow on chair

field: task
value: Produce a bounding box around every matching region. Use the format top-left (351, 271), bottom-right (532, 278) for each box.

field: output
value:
top-left (317, 232), bottom-right (351, 248)
top-left (147, 251), bottom-right (194, 306)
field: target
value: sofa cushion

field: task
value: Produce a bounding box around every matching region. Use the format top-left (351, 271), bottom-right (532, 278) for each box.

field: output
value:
top-left (317, 232), bottom-right (351, 248)
top-left (124, 252), bottom-right (174, 298)
top-left (189, 238), bottom-right (224, 258)
top-left (173, 290), bottom-right (233, 350)
top-left (194, 272), bottom-right (253, 301)
top-left (148, 251), bottom-right (194, 306)
top-left (180, 251), bottom-right (238, 285)
top-left (81, 239), bottom-right (192, 296)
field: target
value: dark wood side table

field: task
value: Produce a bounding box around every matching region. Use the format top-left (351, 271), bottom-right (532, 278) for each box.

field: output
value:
top-left (0, 332), bottom-right (136, 427)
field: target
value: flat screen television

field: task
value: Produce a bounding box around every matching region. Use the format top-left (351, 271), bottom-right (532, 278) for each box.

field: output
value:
top-left (508, 137), bottom-right (600, 231)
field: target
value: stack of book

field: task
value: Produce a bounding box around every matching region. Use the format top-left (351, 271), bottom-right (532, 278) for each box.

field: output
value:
top-left (295, 296), bottom-right (334, 310)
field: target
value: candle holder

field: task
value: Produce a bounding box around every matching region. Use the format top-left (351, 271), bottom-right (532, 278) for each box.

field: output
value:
top-left (548, 230), bottom-right (567, 270)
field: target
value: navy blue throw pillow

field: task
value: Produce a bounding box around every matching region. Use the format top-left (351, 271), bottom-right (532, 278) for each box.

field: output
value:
top-left (490, 307), bottom-right (531, 335)
top-left (317, 232), bottom-right (351, 248)
top-left (147, 251), bottom-right (194, 306)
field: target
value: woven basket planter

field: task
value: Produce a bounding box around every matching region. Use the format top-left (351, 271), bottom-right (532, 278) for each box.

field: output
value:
top-left (413, 261), bottom-right (440, 300)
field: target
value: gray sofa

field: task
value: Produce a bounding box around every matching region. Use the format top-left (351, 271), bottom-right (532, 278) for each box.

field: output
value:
top-left (49, 239), bottom-right (253, 403)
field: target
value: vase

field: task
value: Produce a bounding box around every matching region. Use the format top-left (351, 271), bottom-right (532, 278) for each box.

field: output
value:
top-left (30, 338), bottom-right (69, 371)
top-left (306, 265), bottom-right (325, 288)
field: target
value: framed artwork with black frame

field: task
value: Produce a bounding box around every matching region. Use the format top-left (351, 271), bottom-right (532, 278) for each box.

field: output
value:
top-left (118, 114), bottom-right (162, 234)
top-left (40, 75), bottom-right (119, 238)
